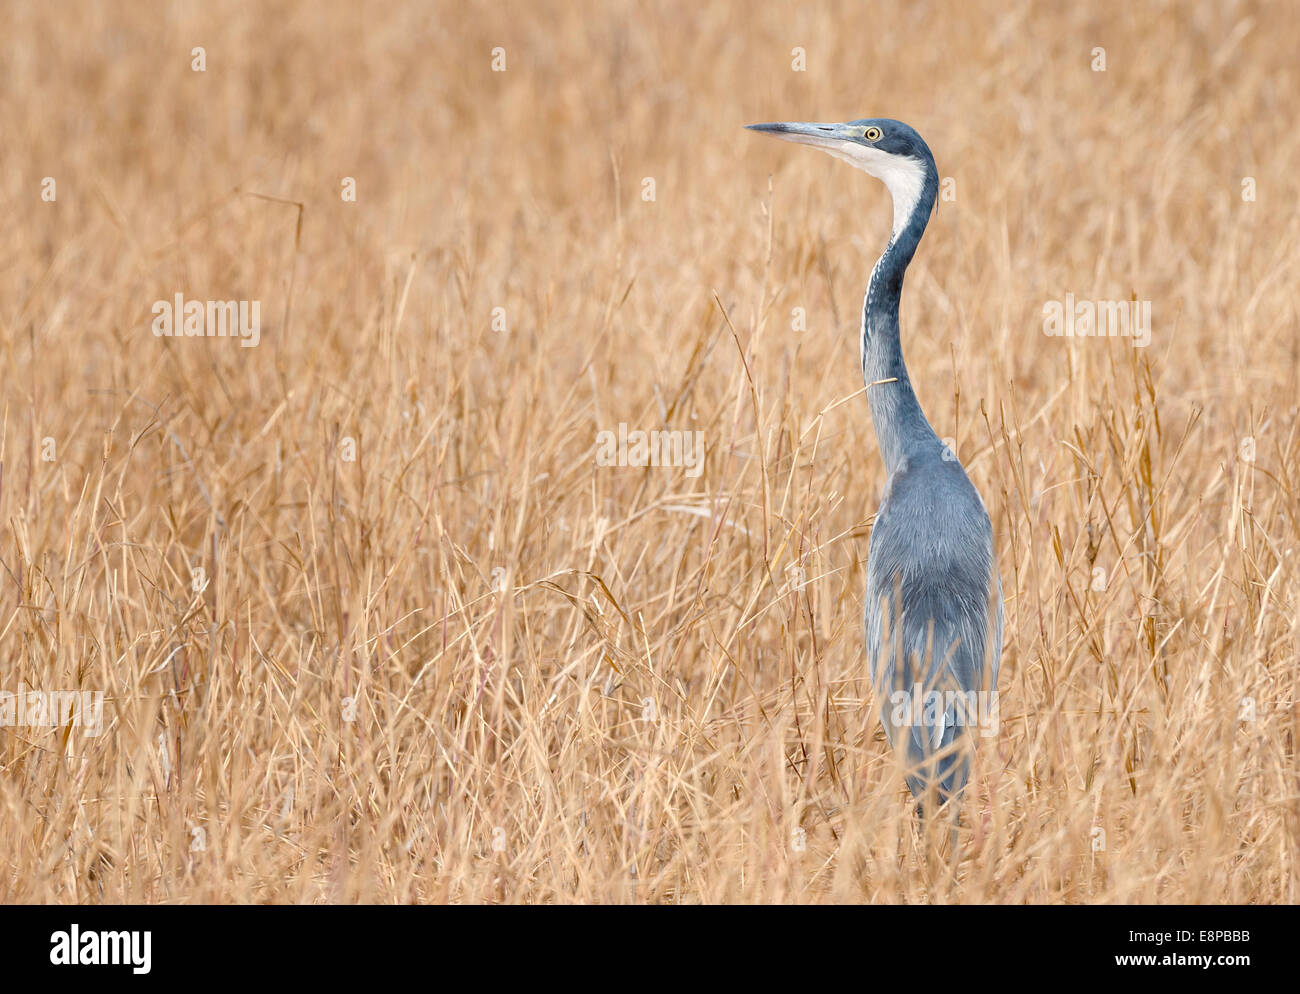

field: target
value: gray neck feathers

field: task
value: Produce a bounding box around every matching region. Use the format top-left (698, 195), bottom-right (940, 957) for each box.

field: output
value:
top-left (861, 160), bottom-right (941, 476)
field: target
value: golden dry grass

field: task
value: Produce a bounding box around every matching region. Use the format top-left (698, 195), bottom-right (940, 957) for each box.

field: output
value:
top-left (1, 0), bottom-right (1298, 904)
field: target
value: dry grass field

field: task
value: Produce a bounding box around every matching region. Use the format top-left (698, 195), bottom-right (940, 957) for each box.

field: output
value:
top-left (1, 0), bottom-right (1297, 904)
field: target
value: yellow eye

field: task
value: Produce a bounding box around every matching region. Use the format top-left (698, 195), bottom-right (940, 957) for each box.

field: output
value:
top-left (864, 126), bottom-right (882, 141)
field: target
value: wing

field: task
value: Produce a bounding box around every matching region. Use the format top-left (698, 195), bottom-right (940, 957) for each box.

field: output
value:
top-left (865, 455), bottom-right (1001, 808)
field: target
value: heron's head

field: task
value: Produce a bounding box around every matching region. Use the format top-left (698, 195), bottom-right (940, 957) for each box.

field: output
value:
top-left (745, 118), bottom-right (936, 238)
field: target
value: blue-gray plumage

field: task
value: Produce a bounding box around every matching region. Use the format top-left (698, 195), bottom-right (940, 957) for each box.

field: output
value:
top-left (747, 118), bottom-right (1002, 819)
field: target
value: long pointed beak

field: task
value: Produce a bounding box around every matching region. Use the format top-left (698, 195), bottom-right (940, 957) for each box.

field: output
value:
top-left (745, 121), bottom-right (859, 147)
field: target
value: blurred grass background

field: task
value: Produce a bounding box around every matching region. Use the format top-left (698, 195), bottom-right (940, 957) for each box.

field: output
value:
top-left (0, 0), bottom-right (1297, 902)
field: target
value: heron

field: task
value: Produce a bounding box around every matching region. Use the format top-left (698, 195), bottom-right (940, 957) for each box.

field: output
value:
top-left (746, 118), bottom-right (1002, 823)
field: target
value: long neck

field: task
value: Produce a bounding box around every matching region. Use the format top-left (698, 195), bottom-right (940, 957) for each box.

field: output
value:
top-left (861, 162), bottom-right (940, 476)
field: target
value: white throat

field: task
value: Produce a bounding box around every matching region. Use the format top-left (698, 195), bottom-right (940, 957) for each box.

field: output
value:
top-left (798, 140), bottom-right (928, 240)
